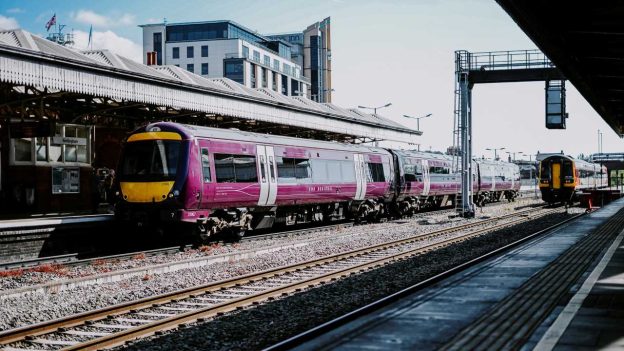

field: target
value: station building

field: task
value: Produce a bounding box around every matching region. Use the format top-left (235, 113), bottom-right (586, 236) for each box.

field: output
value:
top-left (139, 20), bottom-right (309, 98)
top-left (0, 28), bottom-right (418, 215)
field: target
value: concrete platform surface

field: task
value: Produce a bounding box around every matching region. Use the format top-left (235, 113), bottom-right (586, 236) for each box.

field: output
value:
top-left (293, 198), bottom-right (624, 351)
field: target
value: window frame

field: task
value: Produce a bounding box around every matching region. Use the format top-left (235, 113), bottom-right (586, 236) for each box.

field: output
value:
top-left (10, 123), bottom-right (92, 166)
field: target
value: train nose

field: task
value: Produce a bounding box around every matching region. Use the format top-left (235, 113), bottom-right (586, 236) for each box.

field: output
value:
top-left (120, 181), bottom-right (175, 203)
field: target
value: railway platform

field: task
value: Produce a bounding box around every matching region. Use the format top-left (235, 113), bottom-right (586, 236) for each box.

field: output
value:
top-left (292, 198), bottom-right (624, 350)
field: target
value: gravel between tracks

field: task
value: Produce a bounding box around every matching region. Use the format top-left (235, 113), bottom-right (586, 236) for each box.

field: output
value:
top-left (0, 198), bottom-right (545, 331)
top-left (117, 207), bottom-right (583, 351)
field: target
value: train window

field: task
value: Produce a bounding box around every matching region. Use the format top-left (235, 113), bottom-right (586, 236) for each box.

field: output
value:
top-left (341, 160), bottom-right (356, 182)
top-left (540, 163), bottom-right (550, 179)
top-left (294, 159), bottom-right (311, 180)
top-left (120, 140), bottom-right (180, 181)
top-left (268, 156), bottom-right (276, 182)
top-left (367, 163), bottom-right (385, 182)
top-left (276, 157), bottom-right (311, 183)
top-left (563, 161), bottom-right (573, 177)
top-left (311, 159), bottom-right (330, 183)
top-left (201, 148), bottom-right (211, 182)
top-left (327, 160), bottom-right (343, 183)
top-left (214, 154), bottom-right (258, 183)
top-left (259, 155), bottom-right (267, 183)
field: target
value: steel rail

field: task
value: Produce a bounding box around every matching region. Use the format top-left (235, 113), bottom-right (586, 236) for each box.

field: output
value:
top-left (265, 211), bottom-right (585, 351)
top-left (0, 206), bottom-right (555, 349)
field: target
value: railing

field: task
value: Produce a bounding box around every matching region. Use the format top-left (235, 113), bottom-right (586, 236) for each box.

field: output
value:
top-left (456, 49), bottom-right (554, 72)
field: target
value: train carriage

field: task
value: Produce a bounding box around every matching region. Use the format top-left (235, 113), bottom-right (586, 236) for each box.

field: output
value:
top-left (115, 122), bottom-right (521, 241)
top-left (539, 154), bottom-right (607, 204)
top-left (115, 122), bottom-right (394, 240)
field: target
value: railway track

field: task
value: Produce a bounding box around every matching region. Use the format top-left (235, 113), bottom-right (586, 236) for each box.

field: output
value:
top-left (0, 205), bottom-right (559, 350)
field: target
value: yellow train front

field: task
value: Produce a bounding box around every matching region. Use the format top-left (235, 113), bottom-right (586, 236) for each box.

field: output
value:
top-left (539, 154), bottom-right (606, 204)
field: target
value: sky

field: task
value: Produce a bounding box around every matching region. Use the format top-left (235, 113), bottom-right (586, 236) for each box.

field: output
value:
top-left (0, 0), bottom-right (622, 160)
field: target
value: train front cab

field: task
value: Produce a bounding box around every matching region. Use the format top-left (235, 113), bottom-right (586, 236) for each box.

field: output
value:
top-left (539, 156), bottom-right (575, 204)
top-left (115, 129), bottom-right (190, 227)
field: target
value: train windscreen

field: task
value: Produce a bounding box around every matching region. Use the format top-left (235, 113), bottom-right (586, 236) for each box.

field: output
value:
top-left (120, 140), bottom-right (181, 181)
top-left (540, 162), bottom-right (551, 180)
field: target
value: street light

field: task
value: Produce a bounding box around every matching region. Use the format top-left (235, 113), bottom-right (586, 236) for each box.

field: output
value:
top-left (486, 147), bottom-right (505, 160)
top-left (358, 102), bottom-right (392, 115)
top-left (505, 151), bottom-right (521, 162)
top-left (358, 103), bottom-right (392, 147)
top-left (403, 113), bottom-right (433, 132)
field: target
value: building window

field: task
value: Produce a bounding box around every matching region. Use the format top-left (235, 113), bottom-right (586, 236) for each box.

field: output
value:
top-left (281, 74), bottom-right (288, 95)
top-left (261, 67), bottom-right (268, 88)
top-left (272, 71), bottom-right (278, 91)
top-left (153, 32), bottom-right (162, 65)
top-left (187, 64), bottom-right (194, 73)
top-left (250, 64), bottom-right (257, 88)
top-left (224, 59), bottom-right (244, 84)
top-left (273, 59), bottom-right (280, 71)
top-left (242, 45), bottom-right (249, 59)
top-left (174, 64), bottom-right (179, 67)
top-left (187, 46), bottom-right (194, 58)
top-left (11, 124), bottom-right (91, 165)
top-left (201, 45), bottom-right (208, 57)
top-left (172, 47), bottom-right (179, 59)
top-left (283, 63), bottom-right (291, 76)
top-left (253, 50), bottom-right (260, 63)
top-left (264, 55), bottom-right (270, 66)
top-left (201, 63), bottom-right (209, 75)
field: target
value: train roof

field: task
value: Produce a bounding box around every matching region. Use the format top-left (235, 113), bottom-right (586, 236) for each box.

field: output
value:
top-left (142, 122), bottom-right (390, 155)
top-left (539, 154), bottom-right (602, 170)
top-left (392, 150), bottom-right (456, 162)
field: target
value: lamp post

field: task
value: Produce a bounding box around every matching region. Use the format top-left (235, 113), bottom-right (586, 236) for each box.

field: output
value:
top-left (486, 147), bottom-right (505, 161)
top-left (358, 103), bottom-right (392, 147)
top-left (403, 113), bottom-right (432, 132)
top-left (358, 102), bottom-right (392, 115)
top-left (505, 151), bottom-right (521, 162)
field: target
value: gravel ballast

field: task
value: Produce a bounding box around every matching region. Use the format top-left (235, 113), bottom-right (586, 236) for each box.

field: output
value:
top-left (117, 209), bottom-right (582, 351)
top-left (0, 198), bottom-right (549, 332)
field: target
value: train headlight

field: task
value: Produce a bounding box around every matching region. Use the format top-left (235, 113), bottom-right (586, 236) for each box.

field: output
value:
top-left (168, 193), bottom-right (174, 198)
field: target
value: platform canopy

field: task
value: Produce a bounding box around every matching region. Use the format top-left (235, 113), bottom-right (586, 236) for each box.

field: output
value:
top-left (0, 29), bottom-right (420, 143)
top-left (497, 1), bottom-right (624, 137)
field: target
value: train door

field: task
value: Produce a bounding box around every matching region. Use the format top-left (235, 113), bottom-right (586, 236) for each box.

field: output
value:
top-left (421, 159), bottom-right (430, 196)
top-left (552, 163), bottom-right (561, 189)
top-left (353, 154), bottom-right (367, 200)
top-left (256, 145), bottom-right (278, 206)
top-left (199, 143), bottom-right (214, 208)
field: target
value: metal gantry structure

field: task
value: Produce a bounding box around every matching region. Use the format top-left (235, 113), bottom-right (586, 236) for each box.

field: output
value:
top-left (453, 50), bottom-right (565, 217)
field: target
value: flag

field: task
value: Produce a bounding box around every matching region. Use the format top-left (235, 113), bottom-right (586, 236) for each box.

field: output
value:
top-left (87, 25), bottom-right (93, 49)
top-left (45, 13), bottom-right (56, 32)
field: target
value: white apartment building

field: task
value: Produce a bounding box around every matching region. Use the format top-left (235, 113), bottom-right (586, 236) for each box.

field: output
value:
top-left (140, 20), bottom-right (308, 97)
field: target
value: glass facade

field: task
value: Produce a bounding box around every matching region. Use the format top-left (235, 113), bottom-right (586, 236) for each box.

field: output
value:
top-left (201, 45), bottom-right (208, 57)
top-left (310, 35), bottom-right (320, 100)
top-left (224, 59), bottom-right (244, 84)
top-left (167, 22), bottom-right (229, 42)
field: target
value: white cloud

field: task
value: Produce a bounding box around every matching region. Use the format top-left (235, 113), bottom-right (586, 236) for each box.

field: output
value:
top-left (0, 15), bottom-right (18, 30)
top-left (6, 8), bottom-right (24, 14)
top-left (73, 29), bottom-right (143, 63)
top-left (72, 10), bottom-right (136, 28)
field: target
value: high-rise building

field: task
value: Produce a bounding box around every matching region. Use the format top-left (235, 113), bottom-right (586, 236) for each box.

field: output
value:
top-left (139, 20), bottom-right (309, 97)
top-left (266, 17), bottom-right (332, 103)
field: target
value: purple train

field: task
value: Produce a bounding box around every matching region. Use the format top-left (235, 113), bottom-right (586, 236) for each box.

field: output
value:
top-left (115, 122), bottom-right (519, 240)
